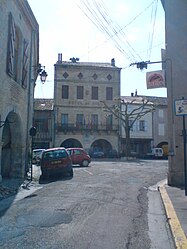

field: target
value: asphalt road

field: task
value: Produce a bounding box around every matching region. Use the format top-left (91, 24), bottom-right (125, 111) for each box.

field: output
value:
top-left (0, 160), bottom-right (175, 249)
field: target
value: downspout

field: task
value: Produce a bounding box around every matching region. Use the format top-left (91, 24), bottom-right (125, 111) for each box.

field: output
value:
top-left (25, 30), bottom-right (34, 176)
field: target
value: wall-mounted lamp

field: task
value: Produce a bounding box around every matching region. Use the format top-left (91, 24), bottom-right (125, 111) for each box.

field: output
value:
top-left (0, 114), bottom-right (16, 128)
top-left (39, 67), bottom-right (48, 83)
top-left (0, 121), bottom-right (6, 128)
top-left (0, 120), bottom-right (14, 128)
top-left (37, 64), bottom-right (48, 83)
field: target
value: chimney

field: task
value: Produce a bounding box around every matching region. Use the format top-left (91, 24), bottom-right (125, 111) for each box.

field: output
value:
top-left (57, 53), bottom-right (62, 64)
top-left (111, 58), bottom-right (115, 66)
top-left (131, 93), bottom-right (134, 97)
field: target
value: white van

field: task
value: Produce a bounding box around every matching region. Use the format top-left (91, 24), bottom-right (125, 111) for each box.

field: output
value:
top-left (147, 148), bottom-right (163, 159)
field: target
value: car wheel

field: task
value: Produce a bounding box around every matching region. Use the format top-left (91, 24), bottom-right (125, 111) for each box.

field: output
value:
top-left (82, 160), bottom-right (89, 167)
top-left (41, 173), bottom-right (47, 181)
top-left (68, 168), bottom-right (73, 177)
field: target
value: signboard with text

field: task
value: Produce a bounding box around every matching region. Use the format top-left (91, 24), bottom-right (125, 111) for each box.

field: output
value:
top-left (175, 99), bottom-right (187, 116)
top-left (146, 70), bottom-right (165, 89)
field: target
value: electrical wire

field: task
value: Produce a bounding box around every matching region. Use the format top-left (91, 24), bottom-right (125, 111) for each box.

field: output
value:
top-left (81, 0), bottom-right (138, 62)
top-left (75, 0), bottom-right (156, 63)
top-left (147, 0), bottom-right (158, 59)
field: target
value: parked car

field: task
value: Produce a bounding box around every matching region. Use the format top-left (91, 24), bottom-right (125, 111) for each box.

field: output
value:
top-left (89, 151), bottom-right (105, 158)
top-left (66, 148), bottom-right (91, 167)
top-left (32, 149), bottom-right (45, 165)
top-left (40, 147), bottom-right (73, 178)
top-left (107, 149), bottom-right (118, 158)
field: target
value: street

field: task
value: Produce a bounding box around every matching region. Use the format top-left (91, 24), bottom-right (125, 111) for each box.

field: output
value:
top-left (0, 160), bottom-right (174, 249)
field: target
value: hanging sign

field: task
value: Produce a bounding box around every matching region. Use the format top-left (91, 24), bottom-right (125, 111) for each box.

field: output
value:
top-left (175, 99), bottom-right (187, 116)
top-left (146, 70), bottom-right (165, 89)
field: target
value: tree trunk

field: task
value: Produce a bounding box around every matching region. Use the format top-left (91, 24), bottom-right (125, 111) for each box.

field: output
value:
top-left (125, 126), bottom-right (131, 159)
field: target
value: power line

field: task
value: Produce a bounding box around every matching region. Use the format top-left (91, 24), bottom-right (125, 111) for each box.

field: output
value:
top-left (76, 0), bottom-right (137, 61)
top-left (75, 0), bottom-right (157, 63)
top-left (147, 0), bottom-right (158, 59)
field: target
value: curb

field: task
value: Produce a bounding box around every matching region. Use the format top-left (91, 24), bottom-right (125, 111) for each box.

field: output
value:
top-left (159, 185), bottom-right (187, 249)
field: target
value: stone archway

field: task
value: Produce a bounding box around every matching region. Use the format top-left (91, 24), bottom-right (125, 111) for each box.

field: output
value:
top-left (1, 112), bottom-right (23, 178)
top-left (157, 141), bottom-right (168, 157)
top-left (1, 119), bottom-right (11, 177)
top-left (61, 138), bottom-right (82, 148)
top-left (90, 139), bottom-right (113, 157)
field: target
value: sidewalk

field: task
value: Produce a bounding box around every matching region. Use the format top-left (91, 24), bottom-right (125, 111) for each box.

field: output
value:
top-left (159, 183), bottom-right (187, 249)
top-left (0, 165), bottom-right (41, 200)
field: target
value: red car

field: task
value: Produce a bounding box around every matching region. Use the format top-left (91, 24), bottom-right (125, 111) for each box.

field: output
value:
top-left (40, 147), bottom-right (73, 178)
top-left (66, 148), bottom-right (91, 167)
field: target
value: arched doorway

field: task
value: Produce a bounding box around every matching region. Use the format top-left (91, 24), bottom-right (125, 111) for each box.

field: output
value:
top-left (157, 141), bottom-right (168, 157)
top-left (90, 139), bottom-right (114, 157)
top-left (1, 119), bottom-right (11, 177)
top-left (61, 138), bottom-right (82, 148)
top-left (1, 112), bottom-right (23, 178)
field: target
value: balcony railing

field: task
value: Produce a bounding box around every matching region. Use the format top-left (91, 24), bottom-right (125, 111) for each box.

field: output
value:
top-left (33, 131), bottom-right (52, 141)
top-left (57, 123), bottom-right (118, 132)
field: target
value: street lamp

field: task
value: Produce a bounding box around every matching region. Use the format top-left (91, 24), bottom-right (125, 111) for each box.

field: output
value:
top-left (39, 67), bottom-right (48, 83)
top-left (37, 64), bottom-right (48, 83)
top-left (0, 113), bottom-right (16, 128)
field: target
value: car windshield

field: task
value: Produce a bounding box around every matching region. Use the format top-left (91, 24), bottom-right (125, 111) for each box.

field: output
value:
top-left (67, 150), bottom-right (71, 155)
top-left (33, 149), bottom-right (45, 157)
top-left (43, 149), bottom-right (68, 160)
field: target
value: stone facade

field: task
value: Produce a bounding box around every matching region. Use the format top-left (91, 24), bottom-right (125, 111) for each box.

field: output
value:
top-left (0, 0), bottom-right (39, 181)
top-left (33, 94), bottom-right (168, 159)
top-left (53, 55), bottom-right (121, 157)
top-left (161, 0), bottom-right (187, 186)
top-left (33, 99), bottom-right (54, 149)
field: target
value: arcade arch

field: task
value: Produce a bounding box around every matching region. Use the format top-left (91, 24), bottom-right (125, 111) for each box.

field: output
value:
top-left (90, 139), bottom-right (115, 157)
top-left (61, 138), bottom-right (82, 148)
top-left (60, 138), bottom-right (116, 158)
top-left (1, 112), bottom-right (23, 178)
top-left (157, 141), bottom-right (168, 157)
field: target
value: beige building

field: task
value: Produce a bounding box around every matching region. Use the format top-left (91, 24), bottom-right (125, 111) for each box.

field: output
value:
top-left (0, 0), bottom-right (39, 181)
top-left (146, 96), bottom-right (168, 156)
top-left (33, 94), bottom-right (168, 159)
top-left (53, 55), bottom-right (121, 157)
top-left (120, 96), bottom-right (153, 157)
top-left (120, 95), bottom-right (168, 158)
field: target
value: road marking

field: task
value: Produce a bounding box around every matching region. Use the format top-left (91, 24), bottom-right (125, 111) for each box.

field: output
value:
top-left (159, 185), bottom-right (187, 249)
top-left (83, 169), bottom-right (93, 175)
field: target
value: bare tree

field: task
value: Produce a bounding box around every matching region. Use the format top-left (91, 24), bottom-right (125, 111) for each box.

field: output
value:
top-left (101, 97), bottom-right (155, 158)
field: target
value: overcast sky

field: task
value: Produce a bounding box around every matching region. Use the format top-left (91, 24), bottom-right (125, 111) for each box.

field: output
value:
top-left (28, 0), bottom-right (166, 99)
